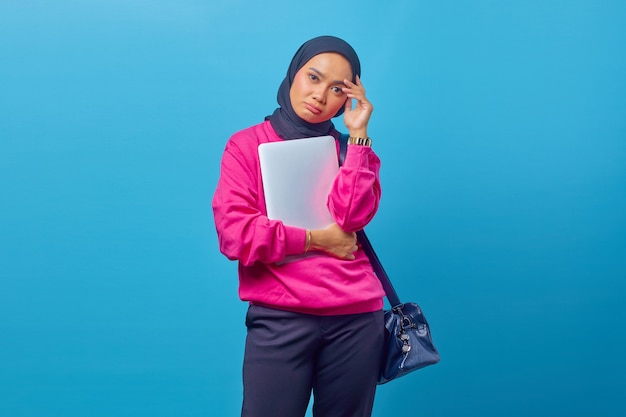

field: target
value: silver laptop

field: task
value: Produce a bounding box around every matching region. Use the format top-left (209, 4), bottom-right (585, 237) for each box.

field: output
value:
top-left (258, 135), bottom-right (339, 230)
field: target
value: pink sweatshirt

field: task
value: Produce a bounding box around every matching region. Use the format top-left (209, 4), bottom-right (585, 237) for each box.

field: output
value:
top-left (212, 121), bottom-right (385, 315)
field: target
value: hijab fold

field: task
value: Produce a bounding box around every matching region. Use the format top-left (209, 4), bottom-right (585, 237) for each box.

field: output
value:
top-left (266, 36), bottom-right (361, 140)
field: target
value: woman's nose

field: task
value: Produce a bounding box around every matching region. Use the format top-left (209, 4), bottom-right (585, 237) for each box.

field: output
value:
top-left (312, 87), bottom-right (326, 103)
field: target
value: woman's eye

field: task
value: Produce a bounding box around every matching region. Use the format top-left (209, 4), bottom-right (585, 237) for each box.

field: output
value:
top-left (308, 74), bottom-right (318, 81)
top-left (331, 86), bottom-right (344, 94)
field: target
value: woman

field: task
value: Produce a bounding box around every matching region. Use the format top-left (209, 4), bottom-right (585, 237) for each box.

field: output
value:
top-left (212, 35), bottom-right (385, 417)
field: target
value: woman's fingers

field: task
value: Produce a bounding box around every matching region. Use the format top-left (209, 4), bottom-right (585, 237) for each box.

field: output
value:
top-left (342, 76), bottom-right (367, 101)
top-left (342, 75), bottom-right (373, 133)
top-left (321, 224), bottom-right (358, 260)
top-left (341, 243), bottom-right (359, 260)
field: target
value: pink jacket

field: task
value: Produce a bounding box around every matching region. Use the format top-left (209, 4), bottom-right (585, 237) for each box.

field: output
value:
top-left (212, 121), bottom-right (385, 315)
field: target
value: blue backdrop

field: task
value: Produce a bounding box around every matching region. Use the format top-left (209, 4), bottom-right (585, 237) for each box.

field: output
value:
top-left (1, 1), bottom-right (625, 416)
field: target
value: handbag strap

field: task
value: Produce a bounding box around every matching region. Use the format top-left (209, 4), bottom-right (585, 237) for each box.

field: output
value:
top-left (339, 134), bottom-right (402, 308)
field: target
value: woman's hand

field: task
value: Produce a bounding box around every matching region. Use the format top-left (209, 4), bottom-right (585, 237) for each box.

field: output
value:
top-left (342, 75), bottom-right (373, 138)
top-left (309, 223), bottom-right (359, 260)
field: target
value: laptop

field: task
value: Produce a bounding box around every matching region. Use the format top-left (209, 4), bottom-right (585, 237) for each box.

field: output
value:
top-left (258, 135), bottom-right (339, 231)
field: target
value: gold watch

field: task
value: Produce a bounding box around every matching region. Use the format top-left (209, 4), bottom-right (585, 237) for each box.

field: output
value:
top-left (348, 136), bottom-right (372, 147)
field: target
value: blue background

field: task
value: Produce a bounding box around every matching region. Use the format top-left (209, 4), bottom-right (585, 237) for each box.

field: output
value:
top-left (1, 1), bottom-right (625, 416)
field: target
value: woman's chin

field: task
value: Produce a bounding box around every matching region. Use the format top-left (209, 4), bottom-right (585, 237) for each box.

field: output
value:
top-left (298, 112), bottom-right (330, 125)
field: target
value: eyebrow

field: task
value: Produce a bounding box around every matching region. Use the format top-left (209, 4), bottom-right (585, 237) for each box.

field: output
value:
top-left (308, 67), bottom-right (347, 86)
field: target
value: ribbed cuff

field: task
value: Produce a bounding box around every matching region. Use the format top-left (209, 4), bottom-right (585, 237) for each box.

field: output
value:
top-left (284, 225), bottom-right (307, 255)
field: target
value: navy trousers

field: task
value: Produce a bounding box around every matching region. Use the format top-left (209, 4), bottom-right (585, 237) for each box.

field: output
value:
top-left (241, 305), bottom-right (384, 417)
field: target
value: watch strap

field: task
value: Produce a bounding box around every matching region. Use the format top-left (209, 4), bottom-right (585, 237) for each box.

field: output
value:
top-left (348, 136), bottom-right (372, 147)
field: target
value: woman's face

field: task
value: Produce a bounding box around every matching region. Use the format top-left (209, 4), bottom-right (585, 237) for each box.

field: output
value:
top-left (289, 52), bottom-right (353, 124)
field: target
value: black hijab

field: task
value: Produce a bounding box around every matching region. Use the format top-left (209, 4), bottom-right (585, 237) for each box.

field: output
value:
top-left (266, 36), bottom-right (361, 140)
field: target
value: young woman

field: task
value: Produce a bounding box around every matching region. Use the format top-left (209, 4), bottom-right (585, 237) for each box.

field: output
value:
top-left (212, 35), bottom-right (385, 417)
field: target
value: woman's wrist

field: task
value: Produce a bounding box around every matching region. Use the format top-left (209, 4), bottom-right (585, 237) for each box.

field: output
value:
top-left (304, 229), bottom-right (312, 252)
top-left (308, 229), bottom-right (324, 252)
top-left (348, 129), bottom-right (368, 138)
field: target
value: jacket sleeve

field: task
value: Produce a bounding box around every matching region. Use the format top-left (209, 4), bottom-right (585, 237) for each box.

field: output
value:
top-left (327, 144), bottom-right (382, 233)
top-left (212, 138), bottom-right (305, 266)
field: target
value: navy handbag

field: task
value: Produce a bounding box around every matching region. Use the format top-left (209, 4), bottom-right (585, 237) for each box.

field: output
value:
top-left (357, 230), bottom-right (440, 384)
top-left (340, 135), bottom-right (440, 384)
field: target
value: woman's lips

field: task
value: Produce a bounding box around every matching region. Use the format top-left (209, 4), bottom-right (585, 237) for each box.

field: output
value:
top-left (305, 103), bottom-right (322, 114)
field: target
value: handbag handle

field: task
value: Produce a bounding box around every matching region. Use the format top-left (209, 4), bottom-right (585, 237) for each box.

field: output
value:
top-left (339, 134), bottom-right (402, 308)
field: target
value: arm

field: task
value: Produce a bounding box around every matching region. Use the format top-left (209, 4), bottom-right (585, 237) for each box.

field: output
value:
top-left (212, 138), bottom-right (305, 266)
top-left (327, 75), bottom-right (381, 232)
top-left (327, 146), bottom-right (381, 232)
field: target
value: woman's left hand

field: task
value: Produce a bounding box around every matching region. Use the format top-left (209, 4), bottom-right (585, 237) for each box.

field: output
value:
top-left (342, 75), bottom-right (373, 138)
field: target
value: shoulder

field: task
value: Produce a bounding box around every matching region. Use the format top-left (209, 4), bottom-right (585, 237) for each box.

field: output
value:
top-left (220, 121), bottom-right (281, 171)
top-left (227, 120), bottom-right (280, 151)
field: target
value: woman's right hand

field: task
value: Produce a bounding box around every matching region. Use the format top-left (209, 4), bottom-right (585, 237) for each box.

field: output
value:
top-left (309, 223), bottom-right (359, 260)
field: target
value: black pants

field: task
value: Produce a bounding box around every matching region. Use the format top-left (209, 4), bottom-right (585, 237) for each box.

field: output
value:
top-left (242, 305), bottom-right (384, 417)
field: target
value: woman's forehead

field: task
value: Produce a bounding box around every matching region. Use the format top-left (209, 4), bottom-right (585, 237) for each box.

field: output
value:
top-left (301, 52), bottom-right (353, 80)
